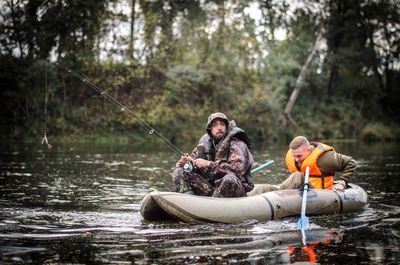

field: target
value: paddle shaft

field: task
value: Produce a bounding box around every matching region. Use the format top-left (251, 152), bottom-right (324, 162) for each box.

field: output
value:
top-left (297, 166), bottom-right (310, 232)
top-left (300, 166), bottom-right (310, 217)
top-left (251, 160), bottom-right (274, 174)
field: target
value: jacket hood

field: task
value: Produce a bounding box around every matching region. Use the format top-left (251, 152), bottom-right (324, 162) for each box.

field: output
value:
top-left (206, 112), bottom-right (229, 136)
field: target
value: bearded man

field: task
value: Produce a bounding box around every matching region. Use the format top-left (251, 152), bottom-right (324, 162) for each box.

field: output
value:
top-left (172, 112), bottom-right (254, 197)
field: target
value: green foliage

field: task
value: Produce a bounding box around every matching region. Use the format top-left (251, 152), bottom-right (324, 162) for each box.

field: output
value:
top-left (0, 0), bottom-right (399, 144)
top-left (359, 122), bottom-right (398, 142)
top-left (231, 82), bottom-right (280, 142)
top-left (291, 97), bottom-right (362, 140)
top-left (323, 0), bottom-right (399, 121)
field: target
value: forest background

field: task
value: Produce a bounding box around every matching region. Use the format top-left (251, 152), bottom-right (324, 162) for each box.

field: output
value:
top-left (1, 0), bottom-right (399, 147)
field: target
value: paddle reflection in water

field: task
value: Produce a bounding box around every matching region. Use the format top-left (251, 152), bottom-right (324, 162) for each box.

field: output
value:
top-left (0, 141), bottom-right (399, 264)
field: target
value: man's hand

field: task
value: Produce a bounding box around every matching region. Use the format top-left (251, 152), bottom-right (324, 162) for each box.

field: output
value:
top-left (176, 154), bottom-right (193, 168)
top-left (333, 180), bottom-right (347, 191)
top-left (193, 158), bottom-right (211, 169)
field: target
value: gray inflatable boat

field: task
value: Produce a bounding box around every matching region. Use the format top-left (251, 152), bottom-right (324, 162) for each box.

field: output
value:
top-left (140, 183), bottom-right (368, 224)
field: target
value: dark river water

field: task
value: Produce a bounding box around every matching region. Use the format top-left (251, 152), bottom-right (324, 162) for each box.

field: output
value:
top-left (0, 140), bottom-right (399, 264)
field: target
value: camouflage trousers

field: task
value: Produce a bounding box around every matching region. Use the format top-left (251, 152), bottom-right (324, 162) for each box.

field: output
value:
top-left (172, 167), bottom-right (247, 197)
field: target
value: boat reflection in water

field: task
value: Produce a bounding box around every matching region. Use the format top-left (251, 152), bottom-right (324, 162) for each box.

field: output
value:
top-left (143, 226), bottom-right (345, 263)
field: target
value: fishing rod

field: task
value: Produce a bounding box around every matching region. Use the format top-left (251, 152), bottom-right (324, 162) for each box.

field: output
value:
top-left (52, 61), bottom-right (185, 156)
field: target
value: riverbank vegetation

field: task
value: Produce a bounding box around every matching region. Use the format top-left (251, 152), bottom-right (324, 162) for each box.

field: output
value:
top-left (1, 0), bottom-right (399, 145)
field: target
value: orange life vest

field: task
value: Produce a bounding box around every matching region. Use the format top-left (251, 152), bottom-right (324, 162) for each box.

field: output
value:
top-left (287, 239), bottom-right (331, 263)
top-left (285, 142), bottom-right (335, 189)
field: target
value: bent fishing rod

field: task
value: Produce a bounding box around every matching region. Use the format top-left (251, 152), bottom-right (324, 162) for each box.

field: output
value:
top-left (52, 61), bottom-right (185, 157)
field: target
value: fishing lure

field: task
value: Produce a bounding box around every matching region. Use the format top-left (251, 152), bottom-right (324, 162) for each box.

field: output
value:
top-left (41, 132), bottom-right (53, 150)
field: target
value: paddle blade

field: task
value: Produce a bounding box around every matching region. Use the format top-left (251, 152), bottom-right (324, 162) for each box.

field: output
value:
top-left (297, 216), bottom-right (309, 230)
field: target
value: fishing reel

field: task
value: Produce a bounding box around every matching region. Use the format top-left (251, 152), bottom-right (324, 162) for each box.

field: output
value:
top-left (183, 162), bottom-right (193, 173)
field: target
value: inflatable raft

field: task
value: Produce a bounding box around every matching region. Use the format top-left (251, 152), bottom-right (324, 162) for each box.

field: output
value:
top-left (140, 183), bottom-right (368, 224)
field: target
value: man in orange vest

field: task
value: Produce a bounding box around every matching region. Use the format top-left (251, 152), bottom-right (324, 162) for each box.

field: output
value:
top-left (248, 136), bottom-right (357, 195)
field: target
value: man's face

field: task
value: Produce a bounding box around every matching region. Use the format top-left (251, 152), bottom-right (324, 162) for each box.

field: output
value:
top-left (291, 145), bottom-right (311, 164)
top-left (210, 119), bottom-right (227, 141)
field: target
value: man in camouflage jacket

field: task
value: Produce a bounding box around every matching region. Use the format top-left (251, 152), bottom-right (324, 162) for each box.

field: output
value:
top-left (172, 112), bottom-right (254, 197)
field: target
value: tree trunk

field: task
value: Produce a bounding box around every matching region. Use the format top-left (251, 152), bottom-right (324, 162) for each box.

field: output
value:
top-left (280, 31), bottom-right (322, 129)
top-left (327, 64), bottom-right (338, 95)
top-left (129, 0), bottom-right (136, 61)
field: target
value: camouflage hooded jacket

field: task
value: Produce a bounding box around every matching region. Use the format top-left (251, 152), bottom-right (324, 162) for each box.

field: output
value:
top-left (190, 119), bottom-right (254, 189)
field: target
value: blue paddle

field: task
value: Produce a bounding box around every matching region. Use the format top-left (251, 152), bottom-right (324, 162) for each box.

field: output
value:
top-left (251, 160), bottom-right (274, 174)
top-left (297, 166), bottom-right (310, 230)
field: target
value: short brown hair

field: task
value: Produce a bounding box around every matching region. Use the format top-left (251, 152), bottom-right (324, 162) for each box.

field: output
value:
top-left (289, 136), bottom-right (310, 150)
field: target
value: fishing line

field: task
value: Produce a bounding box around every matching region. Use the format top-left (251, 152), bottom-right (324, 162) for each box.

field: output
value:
top-left (41, 61), bottom-right (53, 150)
top-left (52, 61), bottom-right (184, 156)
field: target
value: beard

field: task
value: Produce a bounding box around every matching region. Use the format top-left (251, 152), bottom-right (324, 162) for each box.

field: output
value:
top-left (213, 131), bottom-right (225, 141)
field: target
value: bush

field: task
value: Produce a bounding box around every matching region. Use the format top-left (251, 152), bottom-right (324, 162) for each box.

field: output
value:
top-left (359, 122), bottom-right (397, 142)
